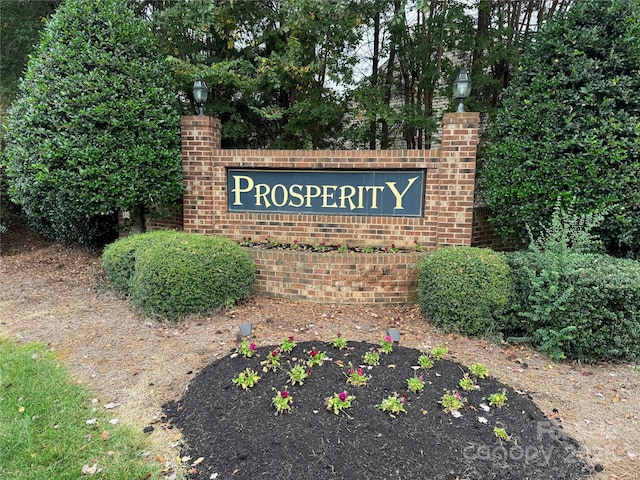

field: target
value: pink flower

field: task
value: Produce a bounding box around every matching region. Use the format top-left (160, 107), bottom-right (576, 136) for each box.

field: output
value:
top-left (288, 336), bottom-right (295, 341)
top-left (293, 239), bottom-right (298, 245)
top-left (357, 368), bottom-right (364, 376)
top-left (249, 343), bottom-right (257, 351)
top-left (384, 335), bottom-right (392, 343)
top-left (401, 394), bottom-right (406, 404)
top-left (271, 349), bottom-right (279, 357)
top-left (309, 349), bottom-right (318, 357)
top-left (454, 390), bottom-right (462, 400)
top-left (348, 368), bottom-right (354, 375)
top-left (281, 391), bottom-right (289, 399)
top-left (338, 391), bottom-right (348, 402)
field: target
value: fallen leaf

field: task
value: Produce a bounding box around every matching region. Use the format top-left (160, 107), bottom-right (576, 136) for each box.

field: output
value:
top-left (81, 463), bottom-right (102, 475)
top-left (192, 457), bottom-right (205, 466)
top-left (100, 430), bottom-right (110, 440)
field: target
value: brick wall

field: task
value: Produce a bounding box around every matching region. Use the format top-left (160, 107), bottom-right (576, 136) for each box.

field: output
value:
top-left (180, 112), bottom-right (479, 250)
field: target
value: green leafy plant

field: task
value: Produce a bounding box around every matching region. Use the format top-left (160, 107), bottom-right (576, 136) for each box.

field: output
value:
top-left (385, 244), bottom-right (399, 253)
top-left (241, 236), bottom-right (252, 247)
top-left (337, 244), bottom-right (348, 253)
top-left (272, 388), bottom-right (293, 413)
top-left (469, 363), bottom-right (489, 379)
top-left (487, 390), bottom-right (508, 408)
top-left (238, 339), bottom-right (258, 358)
top-left (458, 374), bottom-right (475, 392)
top-left (314, 242), bottom-right (326, 252)
top-left (331, 335), bottom-right (347, 349)
top-left (125, 232), bottom-right (255, 321)
top-left (378, 393), bottom-right (407, 416)
top-left (326, 391), bottom-right (354, 415)
top-left (414, 239), bottom-right (423, 252)
top-left (307, 349), bottom-right (328, 367)
top-left (494, 426), bottom-right (510, 441)
top-left (233, 368), bottom-right (260, 389)
top-left (379, 335), bottom-right (393, 354)
top-left (418, 354), bottom-right (434, 369)
top-left (439, 390), bottom-right (465, 414)
top-left (431, 347), bottom-right (448, 360)
top-left (280, 336), bottom-right (296, 354)
top-left (2, 0), bottom-right (183, 245)
top-left (363, 246), bottom-right (374, 254)
top-left (418, 247), bottom-right (515, 337)
top-left (346, 364), bottom-right (371, 387)
top-left (261, 348), bottom-right (282, 372)
top-left (406, 374), bottom-right (426, 393)
top-left (363, 348), bottom-right (380, 366)
top-left (288, 363), bottom-right (308, 386)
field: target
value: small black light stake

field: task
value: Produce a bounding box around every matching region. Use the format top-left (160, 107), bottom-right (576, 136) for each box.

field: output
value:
top-left (387, 328), bottom-right (401, 343)
top-left (453, 68), bottom-right (472, 113)
top-left (193, 79), bottom-right (209, 116)
top-left (239, 322), bottom-right (253, 337)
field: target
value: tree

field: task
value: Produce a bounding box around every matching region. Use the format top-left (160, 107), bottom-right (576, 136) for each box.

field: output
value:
top-left (2, 0), bottom-right (183, 245)
top-left (481, 0), bottom-right (640, 257)
top-left (0, 0), bottom-right (59, 110)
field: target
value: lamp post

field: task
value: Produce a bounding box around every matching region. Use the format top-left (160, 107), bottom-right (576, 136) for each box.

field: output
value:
top-left (453, 68), bottom-right (472, 113)
top-left (193, 79), bottom-right (209, 116)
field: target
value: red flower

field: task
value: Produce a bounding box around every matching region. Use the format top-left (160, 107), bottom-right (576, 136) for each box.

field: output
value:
top-left (249, 343), bottom-right (257, 351)
top-left (338, 391), bottom-right (348, 402)
top-left (281, 391), bottom-right (289, 399)
top-left (288, 336), bottom-right (295, 341)
top-left (309, 349), bottom-right (318, 357)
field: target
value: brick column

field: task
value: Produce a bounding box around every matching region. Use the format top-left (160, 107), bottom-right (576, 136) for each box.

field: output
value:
top-left (181, 116), bottom-right (221, 234)
top-left (437, 112), bottom-right (480, 247)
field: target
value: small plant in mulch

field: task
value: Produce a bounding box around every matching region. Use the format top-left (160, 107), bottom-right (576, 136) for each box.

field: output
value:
top-left (272, 388), bottom-right (293, 413)
top-left (469, 362), bottom-right (489, 379)
top-left (237, 339), bottom-right (257, 358)
top-left (487, 390), bottom-right (508, 408)
top-left (261, 348), bottom-right (282, 371)
top-left (458, 374), bottom-right (476, 392)
top-left (279, 336), bottom-right (296, 354)
top-left (493, 426), bottom-right (510, 441)
top-left (330, 335), bottom-right (347, 349)
top-left (417, 353), bottom-right (434, 369)
top-left (363, 348), bottom-right (380, 366)
top-left (431, 346), bottom-right (448, 360)
top-left (337, 244), bottom-right (348, 253)
top-left (406, 374), bottom-right (426, 393)
top-left (346, 364), bottom-right (371, 387)
top-left (378, 393), bottom-right (407, 416)
top-left (326, 391), bottom-right (354, 415)
top-left (306, 348), bottom-right (328, 367)
top-left (233, 368), bottom-right (260, 389)
top-left (384, 244), bottom-right (399, 253)
top-left (440, 389), bottom-right (465, 414)
top-left (287, 363), bottom-right (308, 386)
top-left (379, 335), bottom-right (394, 354)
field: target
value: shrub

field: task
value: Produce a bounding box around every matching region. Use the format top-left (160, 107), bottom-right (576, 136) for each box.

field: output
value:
top-left (508, 251), bottom-right (640, 362)
top-left (481, 0), bottom-right (640, 258)
top-left (2, 0), bottom-right (182, 246)
top-left (102, 230), bottom-right (177, 293)
top-left (417, 247), bottom-right (514, 337)
top-left (128, 232), bottom-right (255, 320)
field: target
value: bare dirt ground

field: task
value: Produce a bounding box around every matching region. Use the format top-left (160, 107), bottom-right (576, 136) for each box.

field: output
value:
top-left (1, 224), bottom-right (638, 479)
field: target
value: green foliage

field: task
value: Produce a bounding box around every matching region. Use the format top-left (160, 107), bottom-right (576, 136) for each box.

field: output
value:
top-left (2, 0), bottom-right (182, 246)
top-left (417, 247), bottom-right (514, 337)
top-left (482, 0), bottom-right (640, 258)
top-left (125, 232), bottom-right (255, 321)
top-left (101, 230), bottom-right (177, 293)
top-left (0, 339), bottom-right (159, 479)
top-left (508, 251), bottom-right (640, 362)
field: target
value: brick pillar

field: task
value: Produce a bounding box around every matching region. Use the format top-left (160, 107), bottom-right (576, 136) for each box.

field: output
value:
top-left (437, 112), bottom-right (480, 247)
top-left (181, 116), bottom-right (221, 235)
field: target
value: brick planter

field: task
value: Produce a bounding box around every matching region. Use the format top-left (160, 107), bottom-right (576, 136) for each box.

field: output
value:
top-left (245, 248), bottom-right (427, 304)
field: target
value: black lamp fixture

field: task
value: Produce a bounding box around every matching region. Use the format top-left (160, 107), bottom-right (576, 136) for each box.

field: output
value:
top-left (453, 68), bottom-right (472, 113)
top-left (193, 79), bottom-right (209, 116)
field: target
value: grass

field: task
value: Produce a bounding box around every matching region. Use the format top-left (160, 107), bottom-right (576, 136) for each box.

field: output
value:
top-left (0, 338), bottom-right (160, 479)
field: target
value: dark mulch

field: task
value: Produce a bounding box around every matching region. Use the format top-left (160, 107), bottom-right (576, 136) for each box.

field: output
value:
top-left (163, 341), bottom-right (593, 480)
top-left (164, 342), bottom-right (589, 480)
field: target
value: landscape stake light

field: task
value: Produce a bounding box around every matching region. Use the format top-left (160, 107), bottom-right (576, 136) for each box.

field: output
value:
top-left (387, 328), bottom-right (401, 343)
top-left (239, 322), bottom-right (253, 337)
top-left (193, 79), bottom-right (209, 116)
top-left (453, 68), bottom-right (471, 113)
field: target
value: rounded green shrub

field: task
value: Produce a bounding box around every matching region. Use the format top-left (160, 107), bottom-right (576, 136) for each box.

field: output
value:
top-left (508, 250), bottom-right (640, 362)
top-left (102, 230), bottom-right (177, 293)
top-left (129, 232), bottom-right (255, 320)
top-left (417, 247), bottom-right (514, 337)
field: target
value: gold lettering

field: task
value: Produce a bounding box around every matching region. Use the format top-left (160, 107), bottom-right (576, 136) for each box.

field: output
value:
top-left (386, 176), bottom-right (418, 210)
top-left (232, 175), bottom-right (254, 205)
top-left (365, 185), bottom-right (385, 209)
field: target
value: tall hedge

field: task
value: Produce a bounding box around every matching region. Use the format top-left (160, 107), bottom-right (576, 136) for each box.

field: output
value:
top-left (481, 0), bottom-right (640, 258)
top-left (2, 0), bottom-right (182, 245)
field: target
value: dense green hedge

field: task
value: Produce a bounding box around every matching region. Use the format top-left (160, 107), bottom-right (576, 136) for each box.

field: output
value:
top-left (417, 247), bottom-right (514, 337)
top-left (102, 231), bottom-right (255, 321)
top-left (507, 250), bottom-right (640, 362)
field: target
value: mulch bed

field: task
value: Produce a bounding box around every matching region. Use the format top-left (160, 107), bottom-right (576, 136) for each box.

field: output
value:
top-left (164, 340), bottom-right (592, 480)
